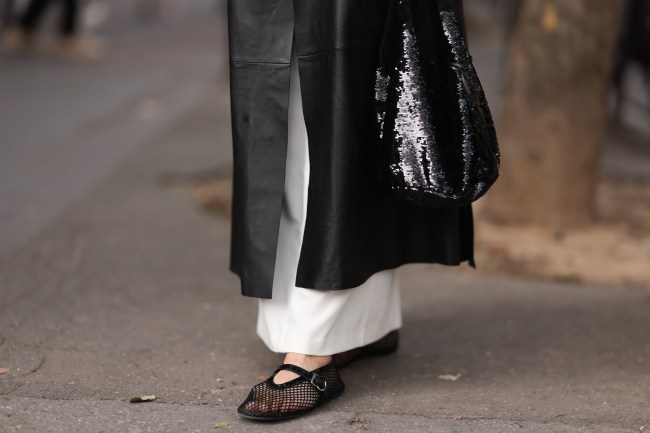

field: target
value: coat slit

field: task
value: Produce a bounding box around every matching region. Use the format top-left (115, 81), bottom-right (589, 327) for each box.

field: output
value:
top-left (229, 0), bottom-right (476, 300)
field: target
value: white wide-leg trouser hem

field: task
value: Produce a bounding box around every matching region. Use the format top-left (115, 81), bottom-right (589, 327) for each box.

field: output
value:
top-left (255, 41), bottom-right (402, 356)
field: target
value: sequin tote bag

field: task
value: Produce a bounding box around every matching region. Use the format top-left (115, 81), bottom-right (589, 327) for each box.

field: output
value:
top-left (374, 0), bottom-right (500, 208)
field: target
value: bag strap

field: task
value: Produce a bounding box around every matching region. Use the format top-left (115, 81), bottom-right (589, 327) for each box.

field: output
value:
top-left (435, 0), bottom-right (469, 44)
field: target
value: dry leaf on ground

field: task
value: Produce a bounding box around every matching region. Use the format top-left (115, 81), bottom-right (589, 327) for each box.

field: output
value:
top-left (438, 373), bottom-right (462, 382)
top-left (129, 395), bottom-right (156, 403)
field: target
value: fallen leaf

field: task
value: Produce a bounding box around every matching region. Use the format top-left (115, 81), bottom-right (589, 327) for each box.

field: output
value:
top-left (453, 416), bottom-right (463, 420)
top-left (129, 395), bottom-right (156, 403)
top-left (214, 421), bottom-right (229, 429)
top-left (0, 368), bottom-right (9, 374)
top-left (438, 373), bottom-right (462, 382)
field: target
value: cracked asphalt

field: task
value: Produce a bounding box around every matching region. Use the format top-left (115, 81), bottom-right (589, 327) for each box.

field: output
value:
top-left (1, 1), bottom-right (650, 432)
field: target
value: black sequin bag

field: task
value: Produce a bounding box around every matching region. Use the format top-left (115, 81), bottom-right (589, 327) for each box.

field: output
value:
top-left (374, 0), bottom-right (500, 208)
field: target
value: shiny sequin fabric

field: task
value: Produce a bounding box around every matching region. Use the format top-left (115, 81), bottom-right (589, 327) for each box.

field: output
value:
top-left (375, 0), bottom-right (500, 208)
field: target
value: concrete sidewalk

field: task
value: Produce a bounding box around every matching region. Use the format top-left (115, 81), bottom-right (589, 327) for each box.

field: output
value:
top-left (1, 89), bottom-right (649, 432)
top-left (1, 1), bottom-right (650, 429)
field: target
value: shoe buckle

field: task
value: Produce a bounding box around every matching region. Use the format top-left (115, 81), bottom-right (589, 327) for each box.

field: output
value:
top-left (310, 373), bottom-right (327, 392)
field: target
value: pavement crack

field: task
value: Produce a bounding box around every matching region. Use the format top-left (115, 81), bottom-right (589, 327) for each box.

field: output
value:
top-left (335, 408), bottom-right (639, 431)
top-left (0, 383), bottom-right (23, 396)
top-left (29, 354), bottom-right (46, 375)
top-left (23, 354), bottom-right (47, 376)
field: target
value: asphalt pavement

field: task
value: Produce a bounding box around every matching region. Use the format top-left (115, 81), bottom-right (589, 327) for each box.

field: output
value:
top-left (1, 1), bottom-right (649, 432)
top-left (0, 0), bottom-right (228, 257)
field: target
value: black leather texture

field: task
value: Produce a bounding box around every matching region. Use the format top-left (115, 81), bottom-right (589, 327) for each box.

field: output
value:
top-left (228, 0), bottom-right (475, 299)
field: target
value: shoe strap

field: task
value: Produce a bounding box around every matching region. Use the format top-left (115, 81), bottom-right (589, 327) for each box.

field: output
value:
top-left (273, 363), bottom-right (328, 392)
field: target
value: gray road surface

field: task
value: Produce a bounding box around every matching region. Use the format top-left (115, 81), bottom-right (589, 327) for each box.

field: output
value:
top-left (0, 0), bottom-right (228, 257)
top-left (1, 1), bottom-right (649, 431)
top-left (1, 78), bottom-right (649, 433)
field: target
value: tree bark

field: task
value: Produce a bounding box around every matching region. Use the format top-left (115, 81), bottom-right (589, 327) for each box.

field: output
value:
top-left (482, 0), bottom-right (625, 228)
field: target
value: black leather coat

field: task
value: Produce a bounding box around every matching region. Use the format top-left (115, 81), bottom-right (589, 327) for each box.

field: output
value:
top-left (228, 0), bottom-right (474, 299)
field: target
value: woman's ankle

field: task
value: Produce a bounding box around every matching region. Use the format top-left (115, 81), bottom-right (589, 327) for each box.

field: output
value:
top-left (274, 353), bottom-right (332, 384)
top-left (284, 352), bottom-right (332, 366)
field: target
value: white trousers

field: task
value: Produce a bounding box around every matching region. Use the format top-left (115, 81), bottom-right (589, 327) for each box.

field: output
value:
top-left (256, 43), bottom-right (402, 356)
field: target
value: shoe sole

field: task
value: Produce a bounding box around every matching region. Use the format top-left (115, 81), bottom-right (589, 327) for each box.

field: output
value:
top-left (237, 387), bottom-right (345, 422)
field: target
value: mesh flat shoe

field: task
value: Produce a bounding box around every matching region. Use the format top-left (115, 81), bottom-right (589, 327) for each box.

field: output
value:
top-left (237, 361), bottom-right (345, 421)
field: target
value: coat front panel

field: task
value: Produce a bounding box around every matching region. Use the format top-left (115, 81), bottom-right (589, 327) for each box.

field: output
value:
top-left (228, 0), bottom-right (475, 299)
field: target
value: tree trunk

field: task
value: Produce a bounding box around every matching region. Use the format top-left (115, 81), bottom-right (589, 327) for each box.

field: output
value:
top-left (482, 0), bottom-right (625, 228)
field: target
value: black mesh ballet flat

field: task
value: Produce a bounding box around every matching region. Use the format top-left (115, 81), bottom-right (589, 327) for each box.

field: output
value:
top-left (237, 361), bottom-right (345, 421)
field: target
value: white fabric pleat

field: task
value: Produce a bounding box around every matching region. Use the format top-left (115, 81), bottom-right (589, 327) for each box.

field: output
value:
top-left (256, 41), bottom-right (402, 356)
